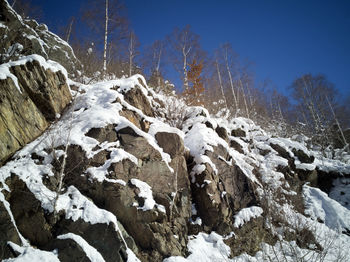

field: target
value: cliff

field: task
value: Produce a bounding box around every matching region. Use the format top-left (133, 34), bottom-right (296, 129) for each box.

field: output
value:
top-left (0, 1), bottom-right (350, 261)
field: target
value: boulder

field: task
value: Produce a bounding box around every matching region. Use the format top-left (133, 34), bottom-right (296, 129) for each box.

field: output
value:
top-left (7, 176), bottom-right (52, 247)
top-left (55, 219), bottom-right (128, 262)
top-left (190, 144), bottom-right (258, 233)
top-left (231, 128), bottom-right (246, 137)
top-left (121, 87), bottom-right (154, 117)
top-left (0, 194), bottom-right (22, 260)
top-left (216, 126), bottom-right (229, 142)
top-left (45, 238), bottom-right (90, 262)
top-left (155, 132), bottom-right (185, 158)
top-left (292, 148), bottom-right (314, 163)
top-left (85, 124), bottom-right (118, 143)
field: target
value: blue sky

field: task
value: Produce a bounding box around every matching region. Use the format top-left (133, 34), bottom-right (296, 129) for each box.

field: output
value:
top-left (33, 0), bottom-right (350, 98)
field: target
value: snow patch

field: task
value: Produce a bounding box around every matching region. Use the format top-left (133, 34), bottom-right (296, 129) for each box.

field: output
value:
top-left (130, 178), bottom-right (166, 213)
top-left (233, 206), bottom-right (264, 228)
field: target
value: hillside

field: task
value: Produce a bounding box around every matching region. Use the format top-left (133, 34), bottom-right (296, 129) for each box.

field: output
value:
top-left (1, 1), bottom-right (350, 261)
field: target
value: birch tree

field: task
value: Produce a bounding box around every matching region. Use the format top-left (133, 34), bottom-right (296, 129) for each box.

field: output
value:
top-left (167, 25), bottom-right (203, 92)
top-left (128, 30), bottom-right (140, 77)
top-left (102, 0), bottom-right (109, 73)
top-left (290, 74), bottom-right (339, 151)
top-left (215, 59), bottom-right (228, 110)
top-left (82, 0), bottom-right (128, 75)
top-left (222, 43), bottom-right (239, 114)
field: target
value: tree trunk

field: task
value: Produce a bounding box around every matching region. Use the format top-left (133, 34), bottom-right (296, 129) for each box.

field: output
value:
top-left (225, 57), bottom-right (238, 115)
top-left (65, 18), bottom-right (74, 43)
top-left (103, 0), bottom-right (108, 74)
top-left (129, 32), bottom-right (133, 77)
top-left (215, 60), bottom-right (228, 110)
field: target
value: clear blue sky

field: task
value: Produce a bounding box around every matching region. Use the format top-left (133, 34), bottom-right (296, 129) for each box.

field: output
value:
top-left (33, 0), bottom-right (350, 98)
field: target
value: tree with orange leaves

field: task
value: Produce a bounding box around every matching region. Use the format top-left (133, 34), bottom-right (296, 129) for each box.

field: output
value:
top-left (184, 59), bottom-right (205, 105)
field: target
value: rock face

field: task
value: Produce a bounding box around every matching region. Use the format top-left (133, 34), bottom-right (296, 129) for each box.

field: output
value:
top-left (0, 57), bottom-right (71, 165)
top-left (1, 72), bottom-right (349, 261)
top-left (0, 7), bottom-right (349, 259)
top-left (0, 0), bottom-right (80, 75)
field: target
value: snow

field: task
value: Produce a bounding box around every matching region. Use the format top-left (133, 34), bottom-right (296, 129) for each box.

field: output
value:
top-left (148, 121), bottom-right (185, 140)
top-left (303, 185), bottom-right (350, 232)
top-left (56, 186), bottom-right (119, 225)
top-left (184, 123), bottom-right (222, 179)
top-left (190, 217), bottom-right (202, 225)
top-left (58, 233), bottom-right (105, 262)
top-left (163, 232), bottom-right (231, 262)
top-left (130, 178), bottom-right (166, 213)
top-left (4, 242), bottom-right (59, 262)
top-left (233, 206), bottom-right (264, 228)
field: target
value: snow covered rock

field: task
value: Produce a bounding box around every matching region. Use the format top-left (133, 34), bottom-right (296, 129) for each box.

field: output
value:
top-left (0, 55), bottom-right (71, 165)
top-left (0, 0), bottom-right (80, 75)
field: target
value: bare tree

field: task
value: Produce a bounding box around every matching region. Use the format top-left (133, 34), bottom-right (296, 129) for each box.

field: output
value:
top-left (65, 17), bottom-right (75, 43)
top-left (222, 43), bottom-right (239, 114)
top-left (81, 0), bottom-right (128, 74)
top-left (103, 0), bottom-right (109, 73)
top-left (142, 40), bottom-right (164, 88)
top-left (128, 30), bottom-right (140, 77)
top-left (215, 59), bottom-right (228, 110)
top-left (167, 25), bottom-right (204, 92)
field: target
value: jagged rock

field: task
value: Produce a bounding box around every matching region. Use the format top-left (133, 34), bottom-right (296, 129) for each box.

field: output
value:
top-left (55, 219), bottom-right (128, 262)
top-left (119, 109), bottom-right (143, 130)
top-left (270, 143), bottom-right (293, 161)
top-left (108, 159), bottom-right (140, 181)
top-left (51, 120), bottom-right (192, 261)
top-left (191, 145), bottom-right (258, 233)
top-left (7, 176), bottom-right (52, 247)
top-left (292, 148), bottom-right (314, 163)
top-left (155, 132), bottom-right (184, 158)
top-left (215, 126), bottom-right (229, 142)
top-left (231, 128), bottom-right (246, 137)
top-left (230, 139), bottom-right (244, 154)
top-left (118, 127), bottom-right (162, 161)
top-left (0, 58), bottom-right (71, 165)
top-left (0, 0), bottom-right (80, 74)
top-left (85, 124), bottom-right (118, 143)
top-left (10, 60), bottom-right (71, 121)
top-left (226, 217), bottom-right (275, 257)
top-left (0, 75), bottom-right (48, 165)
top-left (121, 87), bottom-right (154, 117)
top-left (45, 239), bottom-right (90, 262)
top-left (0, 196), bottom-right (22, 260)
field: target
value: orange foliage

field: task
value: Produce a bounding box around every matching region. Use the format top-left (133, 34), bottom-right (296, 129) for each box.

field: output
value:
top-left (183, 59), bottom-right (205, 105)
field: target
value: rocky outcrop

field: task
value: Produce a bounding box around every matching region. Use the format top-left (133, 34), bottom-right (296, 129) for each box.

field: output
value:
top-left (0, 56), bottom-right (71, 165)
top-left (1, 64), bottom-right (349, 261)
top-left (0, 0), bottom-right (80, 75)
